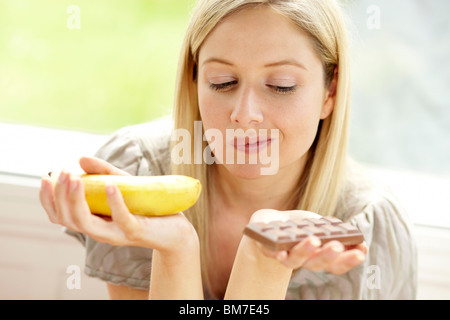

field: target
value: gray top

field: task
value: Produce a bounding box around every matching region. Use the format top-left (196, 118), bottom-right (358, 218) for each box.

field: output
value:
top-left (66, 117), bottom-right (418, 300)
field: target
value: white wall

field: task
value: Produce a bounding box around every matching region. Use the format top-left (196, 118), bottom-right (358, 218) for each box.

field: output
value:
top-left (0, 173), bottom-right (108, 299)
top-left (0, 123), bottom-right (109, 299)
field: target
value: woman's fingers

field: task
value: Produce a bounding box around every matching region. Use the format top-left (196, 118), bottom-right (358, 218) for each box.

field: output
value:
top-left (299, 240), bottom-right (366, 274)
top-left (276, 239), bottom-right (342, 270)
top-left (39, 175), bottom-right (58, 222)
top-left (302, 240), bottom-right (344, 271)
top-left (79, 156), bottom-right (131, 176)
top-left (323, 249), bottom-right (366, 275)
top-left (274, 237), bottom-right (322, 268)
top-left (105, 183), bottom-right (143, 244)
top-left (51, 171), bottom-right (91, 233)
top-left (41, 169), bottom-right (153, 247)
top-left (353, 241), bottom-right (368, 255)
top-left (272, 238), bottom-right (366, 274)
top-left (42, 170), bottom-right (96, 234)
top-left (40, 169), bottom-right (158, 247)
top-left (52, 171), bottom-right (74, 228)
top-left (249, 209), bottom-right (367, 274)
top-left (66, 174), bottom-right (93, 232)
top-left (40, 166), bottom-right (198, 251)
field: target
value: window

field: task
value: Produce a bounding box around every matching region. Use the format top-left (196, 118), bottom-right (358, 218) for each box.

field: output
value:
top-left (344, 0), bottom-right (450, 228)
top-left (346, 0), bottom-right (450, 176)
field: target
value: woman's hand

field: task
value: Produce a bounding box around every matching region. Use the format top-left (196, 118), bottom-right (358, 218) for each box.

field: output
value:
top-left (249, 209), bottom-right (367, 275)
top-left (40, 156), bottom-right (203, 299)
top-left (39, 156), bottom-right (198, 254)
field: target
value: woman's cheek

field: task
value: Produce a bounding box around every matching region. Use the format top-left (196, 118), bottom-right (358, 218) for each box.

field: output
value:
top-left (199, 105), bottom-right (218, 135)
top-left (199, 89), bottom-right (234, 131)
top-left (198, 90), bottom-right (216, 126)
top-left (277, 98), bottom-right (322, 160)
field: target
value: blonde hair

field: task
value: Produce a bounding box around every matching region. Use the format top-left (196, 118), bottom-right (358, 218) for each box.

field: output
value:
top-left (171, 0), bottom-right (352, 289)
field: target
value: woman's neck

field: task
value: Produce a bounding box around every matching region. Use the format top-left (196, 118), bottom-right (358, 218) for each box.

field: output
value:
top-left (210, 159), bottom-right (306, 219)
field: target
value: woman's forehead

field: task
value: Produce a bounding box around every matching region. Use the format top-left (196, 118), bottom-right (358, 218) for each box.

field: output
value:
top-left (197, 6), bottom-right (319, 69)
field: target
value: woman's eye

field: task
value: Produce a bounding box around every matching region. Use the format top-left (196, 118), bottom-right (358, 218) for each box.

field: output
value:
top-left (268, 85), bottom-right (297, 94)
top-left (209, 80), bottom-right (238, 92)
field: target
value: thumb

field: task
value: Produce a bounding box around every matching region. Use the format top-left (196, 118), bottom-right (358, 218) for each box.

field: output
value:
top-left (79, 156), bottom-right (131, 176)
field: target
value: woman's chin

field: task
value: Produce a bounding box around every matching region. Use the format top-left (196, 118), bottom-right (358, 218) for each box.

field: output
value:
top-left (220, 163), bottom-right (272, 180)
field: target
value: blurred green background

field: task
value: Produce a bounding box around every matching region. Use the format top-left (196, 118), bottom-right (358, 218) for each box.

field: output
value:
top-left (0, 0), bottom-right (194, 134)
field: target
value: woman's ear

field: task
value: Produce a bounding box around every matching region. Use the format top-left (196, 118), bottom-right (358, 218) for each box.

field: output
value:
top-left (320, 66), bottom-right (338, 119)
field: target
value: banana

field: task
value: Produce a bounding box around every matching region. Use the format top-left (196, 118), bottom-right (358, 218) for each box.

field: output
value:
top-left (50, 173), bottom-right (202, 216)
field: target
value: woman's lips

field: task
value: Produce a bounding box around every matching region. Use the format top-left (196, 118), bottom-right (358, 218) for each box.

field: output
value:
top-left (233, 136), bottom-right (272, 154)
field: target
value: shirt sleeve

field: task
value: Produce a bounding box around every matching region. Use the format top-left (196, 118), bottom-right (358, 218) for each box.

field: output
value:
top-left (65, 118), bottom-right (172, 290)
top-left (286, 187), bottom-right (418, 300)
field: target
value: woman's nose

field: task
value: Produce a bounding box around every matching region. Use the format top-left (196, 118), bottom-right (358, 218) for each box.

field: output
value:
top-left (230, 87), bottom-right (264, 126)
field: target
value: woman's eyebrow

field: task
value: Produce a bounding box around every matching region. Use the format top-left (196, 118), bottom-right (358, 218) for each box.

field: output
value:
top-left (264, 59), bottom-right (308, 71)
top-left (202, 58), bottom-right (234, 66)
top-left (201, 57), bottom-right (307, 71)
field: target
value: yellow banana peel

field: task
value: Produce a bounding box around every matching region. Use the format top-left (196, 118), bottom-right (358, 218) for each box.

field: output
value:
top-left (50, 173), bottom-right (202, 216)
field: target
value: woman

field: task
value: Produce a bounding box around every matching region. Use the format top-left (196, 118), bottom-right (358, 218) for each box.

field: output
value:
top-left (39, 0), bottom-right (417, 299)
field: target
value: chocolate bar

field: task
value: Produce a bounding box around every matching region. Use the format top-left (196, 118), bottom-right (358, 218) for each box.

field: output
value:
top-left (243, 216), bottom-right (364, 251)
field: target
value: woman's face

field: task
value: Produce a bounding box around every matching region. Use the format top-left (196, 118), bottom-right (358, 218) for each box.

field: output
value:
top-left (197, 6), bottom-right (335, 179)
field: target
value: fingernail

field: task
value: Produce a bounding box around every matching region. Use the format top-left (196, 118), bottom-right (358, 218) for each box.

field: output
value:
top-left (41, 174), bottom-right (48, 183)
top-left (310, 237), bottom-right (321, 248)
top-left (105, 184), bottom-right (115, 195)
top-left (276, 251), bottom-right (287, 261)
top-left (69, 179), bottom-right (78, 192)
top-left (58, 171), bottom-right (67, 184)
top-left (331, 243), bottom-right (344, 253)
top-left (355, 252), bottom-right (365, 262)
